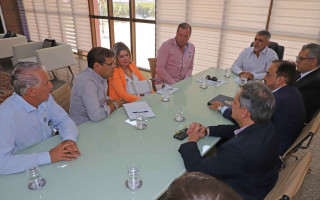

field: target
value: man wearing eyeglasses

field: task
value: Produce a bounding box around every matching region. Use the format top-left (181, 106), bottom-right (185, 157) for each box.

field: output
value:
top-left (295, 43), bottom-right (320, 123)
top-left (210, 60), bottom-right (305, 155)
top-left (231, 30), bottom-right (278, 80)
top-left (70, 47), bottom-right (127, 126)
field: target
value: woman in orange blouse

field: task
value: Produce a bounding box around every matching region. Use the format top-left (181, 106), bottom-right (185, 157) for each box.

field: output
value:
top-left (108, 42), bottom-right (149, 102)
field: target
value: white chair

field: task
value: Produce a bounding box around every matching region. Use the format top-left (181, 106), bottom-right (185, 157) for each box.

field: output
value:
top-left (0, 34), bottom-right (27, 59)
top-left (12, 41), bottom-right (75, 78)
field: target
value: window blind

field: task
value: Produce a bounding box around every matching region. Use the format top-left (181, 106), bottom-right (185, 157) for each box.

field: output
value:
top-left (19, 0), bottom-right (92, 52)
top-left (156, 0), bottom-right (320, 74)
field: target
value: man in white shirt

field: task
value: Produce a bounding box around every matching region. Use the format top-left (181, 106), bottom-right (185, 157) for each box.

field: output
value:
top-left (231, 30), bottom-right (278, 80)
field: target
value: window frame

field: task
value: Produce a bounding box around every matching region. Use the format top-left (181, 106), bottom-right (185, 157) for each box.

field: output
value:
top-left (88, 0), bottom-right (156, 66)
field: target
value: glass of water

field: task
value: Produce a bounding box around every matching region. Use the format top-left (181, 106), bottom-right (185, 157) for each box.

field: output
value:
top-left (240, 74), bottom-right (248, 85)
top-left (224, 68), bottom-right (231, 78)
top-left (161, 86), bottom-right (170, 102)
top-left (175, 106), bottom-right (185, 122)
top-left (200, 76), bottom-right (208, 89)
top-left (25, 163), bottom-right (46, 190)
top-left (135, 113), bottom-right (147, 130)
top-left (125, 163), bottom-right (142, 190)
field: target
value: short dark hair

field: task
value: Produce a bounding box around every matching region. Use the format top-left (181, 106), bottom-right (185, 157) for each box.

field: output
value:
top-left (166, 172), bottom-right (242, 200)
top-left (87, 47), bottom-right (114, 69)
top-left (177, 23), bottom-right (192, 35)
top-left (273, 60), bottom-right (297, 85)
top-left (257, 30), bottom-right (271, 41)
top-left (240, 82), bottom-right (275, 123)
top-left (301, 43), bottom-right (320, 66)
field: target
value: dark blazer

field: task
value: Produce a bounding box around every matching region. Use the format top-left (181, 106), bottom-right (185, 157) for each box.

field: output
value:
top-left (179, 123), bottom-right (279, 200)
top-left (272, 85), bottom-right (305, 155)
top-left (222, 85), bottom-right (305, 155)
top-left (295, 67), bottom-right (320, 123)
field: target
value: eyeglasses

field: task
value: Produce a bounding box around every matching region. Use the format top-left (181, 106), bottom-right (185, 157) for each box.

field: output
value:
top-left (296, 56), bottom-right (315, 63)
top-left (264, 72), bottom-right (277, 77)
top-left (206, 75), bottom-right (217, 81)
top-left (103, 60), bottom-right (115, 66)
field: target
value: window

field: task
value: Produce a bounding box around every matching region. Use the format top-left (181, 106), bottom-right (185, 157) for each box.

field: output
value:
top-left (156, 0), bottom-right (320, 74)
top-left (90, 0), bottom-right (155, 70)
top-left (18, 0), bottom-right (92, 53)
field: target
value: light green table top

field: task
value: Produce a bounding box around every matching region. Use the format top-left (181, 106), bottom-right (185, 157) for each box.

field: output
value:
top-left (0, 67), bottom-right (239, 200)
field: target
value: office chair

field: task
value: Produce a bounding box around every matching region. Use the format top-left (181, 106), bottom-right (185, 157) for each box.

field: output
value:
top-left (250, 42), bottom-right (285, 60)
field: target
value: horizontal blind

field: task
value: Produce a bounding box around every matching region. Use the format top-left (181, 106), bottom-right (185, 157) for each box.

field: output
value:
top-left (19, 0), bottom-right (92, 52)
top-left (156, 0), bottom-right (270, 74)
top-left (269, 0), bottom-right (320, 61)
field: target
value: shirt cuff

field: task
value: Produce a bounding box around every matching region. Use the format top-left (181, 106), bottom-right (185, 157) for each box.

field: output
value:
top-left (220, 106), bottom-right (229, 114)
top-left (38, 152), bottom-right (51, 164)
top-left (103, 103), bottom-right (111, 117)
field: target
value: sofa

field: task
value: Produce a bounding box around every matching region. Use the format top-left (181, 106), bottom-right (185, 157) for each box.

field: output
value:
top-left (0, 34), bottom-right (27, 59)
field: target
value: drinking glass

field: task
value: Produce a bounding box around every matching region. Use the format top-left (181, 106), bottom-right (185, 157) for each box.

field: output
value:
top-left (135, 113), bottom-right (147, 130)
top-left (240, 74), bottom-right (248, 85)
top-left (25, 163), bottom-right (46, 190)
top-left (175, 107), bottom-right (185, 122)
top-left (224, 68), bottom-right (231, 78)
top-left (125, 163), bottom-right (142, 190)
top-left (200, 76), bottom-right (208, 88)
top-left (161, 86), bottom-right (170, 102)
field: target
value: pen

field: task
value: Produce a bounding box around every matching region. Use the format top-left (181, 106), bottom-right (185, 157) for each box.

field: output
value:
top-left (133, 111), bottom-right (148, 113)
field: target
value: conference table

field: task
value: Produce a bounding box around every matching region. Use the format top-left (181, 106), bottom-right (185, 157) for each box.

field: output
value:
top-left (0, 67), bottom-right (239, 200)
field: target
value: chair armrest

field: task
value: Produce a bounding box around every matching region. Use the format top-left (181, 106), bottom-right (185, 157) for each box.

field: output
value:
top-left (0, 35), bottom-right (27, 59)
top-left (36, 44), bottom-right (75, 72)
top-left (12, 41), bottom-right (42, 65)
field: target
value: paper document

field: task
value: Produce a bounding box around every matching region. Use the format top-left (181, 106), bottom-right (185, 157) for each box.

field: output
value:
top-left (123, 101), bottom-right (155, 120)
top-left (195, 78), bottom-right (225, 87)
top-left (156, 87), bottom-right (179, 95)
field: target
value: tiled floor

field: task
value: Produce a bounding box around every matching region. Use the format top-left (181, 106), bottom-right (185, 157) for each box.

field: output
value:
top-left (1, 56), bottom-right (320, 200)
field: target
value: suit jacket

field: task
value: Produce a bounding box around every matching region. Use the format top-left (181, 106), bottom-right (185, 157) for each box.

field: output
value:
top-left (179, 123), bottom-right (279, 200)
top-left (295, 67), bottom-right (320, 123)
top-left (108, 62), bottom-right (147, 102)
top-left (222, 85), bottom-right (305, 155)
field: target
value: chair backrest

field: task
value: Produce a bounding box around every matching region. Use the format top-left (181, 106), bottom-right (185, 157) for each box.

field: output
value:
top-left (264, 152), bottom-right (312, 200)
top-left (250, 41), bottom-right (285, 60)
top-left (148, 58), bottom-right (157, 91)
top-left (280, 111), bottom-right (320, 167)
top-left (51, 83), bottom-right (71, 114)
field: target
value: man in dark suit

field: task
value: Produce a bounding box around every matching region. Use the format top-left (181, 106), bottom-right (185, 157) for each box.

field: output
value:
top-left (179, 82), bottom-right (279, 200)
top-left (295, 43), bottom-right (320, 123)
top-left (210, 60), bottom-right (305, 155)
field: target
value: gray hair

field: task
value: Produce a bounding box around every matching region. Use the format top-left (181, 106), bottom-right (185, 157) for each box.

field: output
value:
top-left (11, 62), bottom-right (45, 96)
top-left (112, 42), bottom-right (132, 67)
top-left (257, 30), bottom-right (271, 41)
top-left (239, 81), bottom-right (275, 123)
top-left (302, 43), bottom-right (320, 66)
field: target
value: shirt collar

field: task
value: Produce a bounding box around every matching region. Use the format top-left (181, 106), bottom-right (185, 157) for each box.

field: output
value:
top-left (272, 85), bottom-right (285, 93)
top-left (234, 124), bottom-right (251, 136)
top-left (300, 67), bottom-right (319, 79)
top-left (12, 92), bottom-right (37, 113)
top-left (86, 67), bottom-right (106, 83)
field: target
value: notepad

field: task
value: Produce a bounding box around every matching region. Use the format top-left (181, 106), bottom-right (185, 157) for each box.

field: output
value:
top-left (123, 101), bottom-right (156, 120)
top-left (207, 94), bottom-right (233, 108)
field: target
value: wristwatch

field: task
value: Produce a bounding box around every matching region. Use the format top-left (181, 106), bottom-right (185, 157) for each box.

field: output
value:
top-left (218, 106), bottom-right (222, 112)
top-left (112, 102), bottom-right (119, 109)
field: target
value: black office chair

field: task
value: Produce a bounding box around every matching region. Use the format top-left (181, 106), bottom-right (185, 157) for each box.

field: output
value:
top-left (250, 41), bottom-right (285, 60)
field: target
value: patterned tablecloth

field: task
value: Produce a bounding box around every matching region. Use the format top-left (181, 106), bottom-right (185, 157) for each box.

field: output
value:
top-left (0, 71), bottom-right (13, 104)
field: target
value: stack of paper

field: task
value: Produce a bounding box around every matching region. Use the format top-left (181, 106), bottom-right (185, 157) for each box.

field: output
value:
top-left (123, 101), bottom-right (156, 120)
